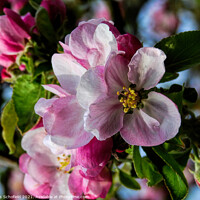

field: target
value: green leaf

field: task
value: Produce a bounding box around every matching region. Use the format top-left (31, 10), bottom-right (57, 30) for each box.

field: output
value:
top-left (152, 146), bottom-right (188, 200)
top-left (133, 146), bottom-right (163, 186)
top-left (162, 165), bottom-right (188, 200)
top-left (1, 100), bottom-right (18, 154)
top-left (119, 169), bottom-right (141, 190)
top-left (164, 84), bottom-right (183, 114)
top-left (29, 0), bottom-right (42, 10)
top-left (35, 7), bottom-right (57, 44)
top-left (155, 31), bottom-right (200, 72)
top-left (12, 75), bottom-right (45, 133)
top-left (159, 72), bottom-right (179, 83)
top-left (33, 62), bottom-right (52, 78)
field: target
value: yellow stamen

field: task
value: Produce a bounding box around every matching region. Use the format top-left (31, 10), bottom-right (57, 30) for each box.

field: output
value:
top-left (120, 97), bottom-right (124, 102)
top-left (117, 86), bottom-right (140, 113)
top-left (124, 108), bottom-right (129, 113)
top-left (57, 154), bottom-right (71, 173)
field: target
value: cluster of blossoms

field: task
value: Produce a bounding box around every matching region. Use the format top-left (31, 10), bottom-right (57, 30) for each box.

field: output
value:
top-left (0, 1), bottom-right (187, 198)
top-left (0, 0), bottom-right (66, 80)
top-left (2, 0), bottom-right (200, 199)
top-left (17, 18), bottom-right (181, 199)
top-left (0, 8), bottom-right (34, 79)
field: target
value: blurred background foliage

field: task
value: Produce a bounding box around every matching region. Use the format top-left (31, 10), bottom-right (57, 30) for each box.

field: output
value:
top-left (0, 0), bottom-right (200, 199)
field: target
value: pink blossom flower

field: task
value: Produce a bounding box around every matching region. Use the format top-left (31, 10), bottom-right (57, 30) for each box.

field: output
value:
top-left (79, 48), bottom-right (181, 146)
top-left (0, 8), bottom-right (34, 79)
top-left (35, 19), bottom-right (121, 148)
top-left (19, 127), bottom-right (76, 198)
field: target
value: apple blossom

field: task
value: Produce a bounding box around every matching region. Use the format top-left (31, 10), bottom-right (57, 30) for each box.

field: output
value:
top-left (0, 8), bottom-right (34, 79)
top-left (35, 19), bottom-right (142, 150)
top-left (19, 127), bottom-right (73, 198)
top-left (80, 48), bottom-right (181, 146)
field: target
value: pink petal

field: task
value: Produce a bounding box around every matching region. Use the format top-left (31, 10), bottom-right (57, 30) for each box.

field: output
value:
top-left (4, 8), bottom-right (30, 39)
top-left (19, 153), bottom-right (31, 174)
top-left (76, 66), bottom-right (106, 109)
top-left (0, 37), bottom-right (24, 54)
top-left (69, 167), bottom-right (112, 199)
top-left (68, 168), bottom-right (84, 197)
top-left (43, 84), bottom-right (69, 97)
top-left (76, 137), bottom-right (113, 177)
top-left (52, 53), bottom-right (86, 95)
top-left (128, 47), bottom-right (166, 90)
top-left (43, 96), bottom-right (93, 148)
top-left (86, 167), bottom-right (112, 199)
top-left (27, 159), bottom-right (60, 185)
top-left (121, 92), bottom-right (181, 146)
top-left (117, 33), bottom-right (142, 60)
top-left (23, 174), bottom-right (51, 199)
top-left (86, 96), bottom-right (124, 140)
top-left (120, 109), bottom-right (161, 146)
top-left (142, 92), bottom-right (181, 142)
top-left (34, 98), bottom-right (58, 117)
top-left (0, 54), bottom-right (16, 68)
top-left (21, 127), bottom-right (59, 166)
top-left (1, 67), bottom-right (12, 79)
top-left (69, 22), bottom-right (97, 60)
top-left (0, 15), bottom-right (25, 47)
top-left (105, 53), bottom-right (130, 95)
top-left (79, 166), bottom-right (105, 178)
top-left (22, 12), bottom-right (36, 33)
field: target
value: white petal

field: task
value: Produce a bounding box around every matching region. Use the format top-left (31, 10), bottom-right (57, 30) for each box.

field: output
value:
top-left (128, 47), bottom-right (166, 90)
top-left (76, 66), bottom-right (106, 109)
top-left (42, 84), bottom-right (68, 97)
top-left (93, 23), bottom-right (118, 66)
top-left (52, 53), bottom-right (86, 95)
top-left (21, 127), bottom-right (58, 166)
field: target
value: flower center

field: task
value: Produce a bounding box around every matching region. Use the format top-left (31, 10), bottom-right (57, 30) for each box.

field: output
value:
top-left (57, 154), bottom-right (71, 173)
top-left (117, 86), bottom-right (140, 113)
